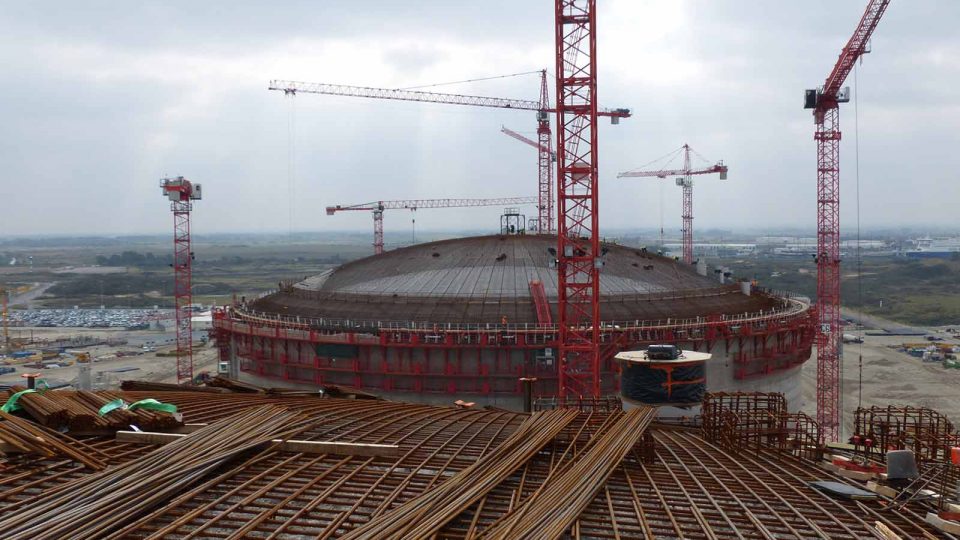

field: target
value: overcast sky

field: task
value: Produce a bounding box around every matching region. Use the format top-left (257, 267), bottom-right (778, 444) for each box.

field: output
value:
top-left (1, 1), bottom-right (957, 237)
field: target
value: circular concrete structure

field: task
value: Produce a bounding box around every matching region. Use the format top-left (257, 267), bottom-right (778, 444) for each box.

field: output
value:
top-left (213, 235), bottom-right (814, 410)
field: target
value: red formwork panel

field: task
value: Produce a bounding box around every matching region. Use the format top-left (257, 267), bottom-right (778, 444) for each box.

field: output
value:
top-left (217, 303), bottom-right (815, 397)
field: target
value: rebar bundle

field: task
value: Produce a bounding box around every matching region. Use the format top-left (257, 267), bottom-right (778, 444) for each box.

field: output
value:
top-left (479, 407), bottom-right (656, 539)
top-left (0, 391), bottom-right (948, 539)
top-left (0, 405), bottom-right (311, 540)
top-left (4, 389), bottom-right (182, 432)
top-left (206, 375), bottom-right (266, 393)
top-left (0, 412), bottom-right (105, 470)
top-left (5, 387), bottom-right (68, 428)
top-left (120, 380), bottom-right (228, 393)
top-left (340, 408), bottom-right (579, 540)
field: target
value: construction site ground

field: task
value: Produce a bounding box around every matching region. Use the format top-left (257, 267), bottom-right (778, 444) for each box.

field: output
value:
top-left (0, 327), bottom-right (219, 389)
top-left (4, 319), bottom-right (960, 436)
top-left (802, 323), bottom-right (960, 436)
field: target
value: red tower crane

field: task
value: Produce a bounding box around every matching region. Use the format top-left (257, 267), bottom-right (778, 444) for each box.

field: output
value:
top-left (618, 144), bottom-right (728, 265)
top-left (275, 0), bottom-right (617, 399)
top-left (160, 177), bottom-right (202, 384)
top-left (534, 70), bottom-right (554, 234)
top-left (326, 196), bottom-right (537, 254)
top-left (500, 126), bottom-right (555, 159)
top-left (554, 0), bottom-right (602, 399)
top-left (805, 0), bottom-right (890, 442)
top-left (269, 73), bottom-right (629, 236)
top-left (501, 123), bottom-right (557, 232)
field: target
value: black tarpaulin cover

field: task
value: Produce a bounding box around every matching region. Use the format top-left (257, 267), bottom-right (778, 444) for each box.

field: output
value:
top-left (621, 362), bottom-right (705, 404)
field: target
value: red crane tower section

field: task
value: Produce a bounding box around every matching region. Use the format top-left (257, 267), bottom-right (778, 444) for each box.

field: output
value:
top-left (536, 70), bottom-right (554, 234)
top-left (618, 144), bottom-right (728, 265)
top-left (554, 0), bottom-right (601, 399)
top-left (326, 196), bottom-right (537, 255)
top-left (805, 0), bottom-right (890, 442)
top-left (160, 177), bottom-right (202, 383)
top-left (501, 89), bottom-right (559, 235)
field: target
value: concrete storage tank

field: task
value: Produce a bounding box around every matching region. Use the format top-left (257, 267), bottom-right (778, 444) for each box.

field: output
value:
top-left (213, 235), bottom-right (815, 410)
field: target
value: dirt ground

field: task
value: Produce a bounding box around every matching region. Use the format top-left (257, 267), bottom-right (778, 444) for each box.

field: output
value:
top-left (6, 318), bottom-right (959, 436)
top-left (801, 324), bottom-right (960, 438)
top-left (7, 282), bottom-right (56, 308)
top-left (0, 326), bottom-right (219, 389)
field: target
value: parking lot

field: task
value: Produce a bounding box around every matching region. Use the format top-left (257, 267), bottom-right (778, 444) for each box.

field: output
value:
top-left (1, 325), bottom-right (218, 390)
top-left (10, 308), bottom-right (174, 329)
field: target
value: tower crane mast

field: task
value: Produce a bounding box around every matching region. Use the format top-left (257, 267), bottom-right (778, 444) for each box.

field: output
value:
top-left (160, 176), bottom-right (202, 384)
top-left (805, 0), bottom-right (890, 442)
top-left (618, 144), bottom-right (728, 264)
top-left (276, 0), bottom-right (617, 400)
top-left (554, 0), bottom-right (601, 399)
top-left (535, 70), bottom-right (554, 234)
top-left (326, 196), bottom-right (538, 254)
top-left (502, 112), bottom-right (557, 234)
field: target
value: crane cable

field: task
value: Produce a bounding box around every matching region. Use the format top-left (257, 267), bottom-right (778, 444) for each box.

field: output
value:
top-left (397, 70), bottom-right (542, 91)
top-left (686, 145), bottom-right (717, 166)
top-left (622, 146), bottom-right (686, 174)
top-left (623, 144), bottom-right (716, 175)
top-left (287, 93), bottom-right (296, 241)
top-left (854, 64), bottom-right (864, 410)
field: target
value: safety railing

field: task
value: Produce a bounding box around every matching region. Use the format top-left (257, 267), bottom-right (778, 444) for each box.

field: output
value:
top-left (218, 293), bottom-right (811, 336)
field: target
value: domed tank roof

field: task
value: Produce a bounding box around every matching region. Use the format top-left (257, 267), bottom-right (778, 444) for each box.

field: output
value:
top-left (298, 235), bottom-right (716, 296)
top-left (251, 235), bottom-right (782, 324)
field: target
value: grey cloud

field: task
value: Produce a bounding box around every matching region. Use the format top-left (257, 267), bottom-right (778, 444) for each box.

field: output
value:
top-left (1, 1), bottom-right (959, 236)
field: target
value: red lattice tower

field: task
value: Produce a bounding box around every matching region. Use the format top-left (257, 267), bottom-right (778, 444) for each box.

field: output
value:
top-left (160, 177), bottom-right (202, 383)
top-left (680, 145), bottom-right (694, 264)
top-left (806, 0), bottom-right (889, 441)
top-left (554, 0), bottom-right (601, 398)
top-left (372, 207), bottom-right (385, 255)
top-left (618, 144), bottom-right (727, 266)
top-left (536, 70), bottom-right (555, 234)
top-left (813, 105), bottom-right (842, 441)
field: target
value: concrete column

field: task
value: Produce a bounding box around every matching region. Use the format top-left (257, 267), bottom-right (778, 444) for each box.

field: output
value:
top-left (229, 334), bottom-right (240, 379)
top-left (77, 363), bottom-right (92, 390)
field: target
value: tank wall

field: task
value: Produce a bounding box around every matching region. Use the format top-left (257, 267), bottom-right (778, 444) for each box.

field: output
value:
top-left (704, 356), bottom-right (805, 411)
top-left (221, 320), bottom-right (811, 412)
top-left (698, 338), bottom-right (808, 411)
top-left (232, 337), bottom-right (578, 399)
